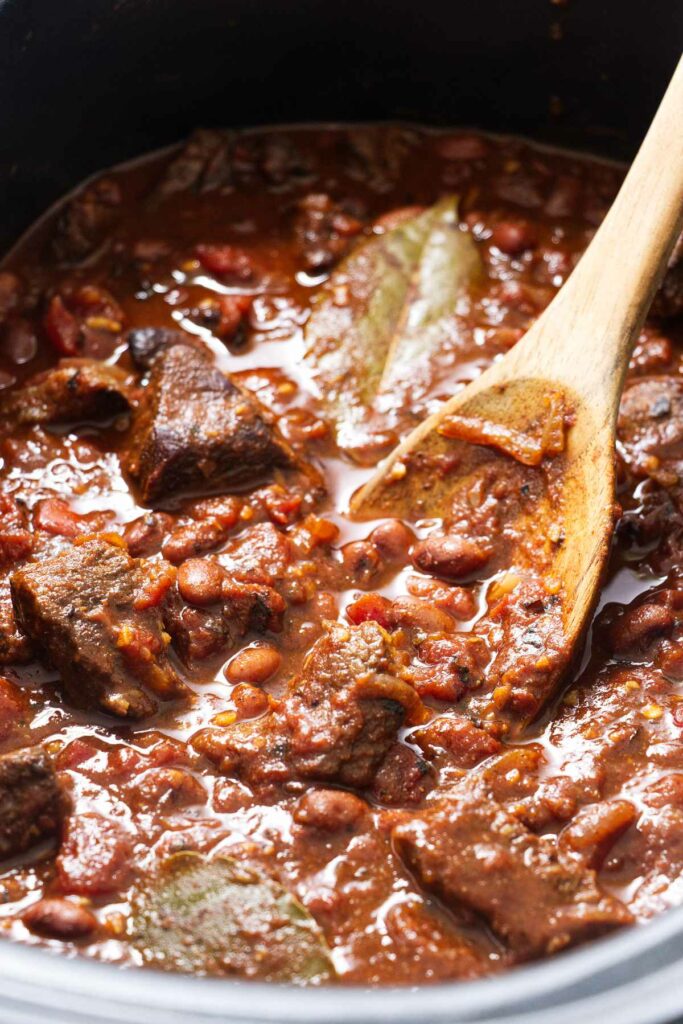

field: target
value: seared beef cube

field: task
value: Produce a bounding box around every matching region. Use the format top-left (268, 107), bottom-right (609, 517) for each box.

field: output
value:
top-left (618, 376), bottom-right (683, 485)
top-left (0, 359), bottom-right (132, 427)
top-left (0, 746), bottom-right (62, 859)
top-left (52, 177), bottom-right (122, 263)
top-left (194, 621), bottom-right (419, 790)
top-left (163, 576), bottom-right (284, 665)
top-left (149, 129), bottom-right (234, 202)
top-left (123, 343), bottom-right (298, 503)
top-left (11, 538), bottom-right (185, 719)
top-left (393, 790), bottom-right (633, 958)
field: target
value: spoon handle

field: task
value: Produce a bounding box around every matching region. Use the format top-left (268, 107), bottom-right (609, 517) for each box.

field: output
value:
top-left (525, 56), bottom-right (683, 402)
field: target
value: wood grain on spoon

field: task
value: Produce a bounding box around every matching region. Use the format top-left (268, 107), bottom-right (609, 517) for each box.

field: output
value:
top-left (352, 57), bottom-right (683, 728)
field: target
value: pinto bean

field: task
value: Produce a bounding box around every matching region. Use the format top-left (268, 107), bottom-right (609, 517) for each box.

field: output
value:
top-left (412, 534), bottom-right (492, 582)
top-left (342, 540), bottom-right (382, 584)
top-left (225, 644), bottom-right (281, 684)
top-left (231, 682), bottom-right (271, 719)
top-left (177, 558), bottom-right (225, 606)
top-left (293, 788), bottom-right (366, 831)
top-left (370, 520), bottom-right (415, 562)
top-left (22, 898), bottom-right (98, 940)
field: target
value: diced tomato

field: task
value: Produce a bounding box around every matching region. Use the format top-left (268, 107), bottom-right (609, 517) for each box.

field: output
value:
top-left (43, 295), bottom-right (80, 355)
top-left (346, 592), bottom-right (392, 629)
top-left (0, 493), bottom-right (33, 565)
top-left (32, 497), bottom-right (84, 538)
top-left (55, 738), bottom-right (100, 771)
top-left (57, 814), bottom-right (134, 895)
top-left (195, 243), bottom-right (255, 280)
top-left (0, 677), bottom-right (27, 742)
top-left (133, 561), bottom-right (177, 610)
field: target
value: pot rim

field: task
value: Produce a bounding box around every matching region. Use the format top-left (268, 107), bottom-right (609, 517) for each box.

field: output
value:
top-left (0, 902), bottom-right (681, 1023)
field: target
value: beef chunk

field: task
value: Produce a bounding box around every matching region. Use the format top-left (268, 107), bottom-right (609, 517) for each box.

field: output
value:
top-left (11, 538), bottom-right (185, 719)
top-left (0, 746), bottom-right (62, 859)
top-left (149, 129), bottom-right (234, 201)
top-left (52, 177), bottom-right (122, 263)
top-left (393, 790), bottom-right (632, 958)
top-left (193, 621), bottom-right (419, 790)
top-left (163, 576), bottom-right (284, 664)
top-left (123, 343), bottom-right (299, 503)
top-left (0, 359), bottom-right (132, 427)
top-left (618, 376), bottom-right (683, 487)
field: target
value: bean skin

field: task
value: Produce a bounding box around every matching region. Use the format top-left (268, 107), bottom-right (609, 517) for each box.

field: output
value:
top-left (342, 540), bottom-right (382, 584)
top-left (22, 898), bottom-right (98, 940)
top-left (412, 534), bottom-right (492, 582)
top-left (123, 512), bottom-right (174, 558)
top-left (225, 645), bottom-right (281, 684)
top-left (370, 520), bottom-right (415, 562)
top-left (293, 789), bottom-right (366, 832)
top-left (490, 219), bottom-right (538, 255)
top-left (231, 682), bottom-right (271, 718)
top-left (177, 558), bottom-right (224, 606)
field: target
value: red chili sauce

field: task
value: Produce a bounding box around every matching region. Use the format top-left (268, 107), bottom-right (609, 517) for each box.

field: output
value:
top-left (0, 125), bottom-right (680, 984)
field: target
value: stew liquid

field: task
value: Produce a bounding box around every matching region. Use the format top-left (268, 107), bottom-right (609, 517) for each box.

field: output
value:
top-left (0, 125), bottom-right (681, 984)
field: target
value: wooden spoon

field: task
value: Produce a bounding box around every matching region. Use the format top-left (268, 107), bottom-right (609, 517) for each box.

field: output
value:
top-left (352, 58), bottom-right (683, 716)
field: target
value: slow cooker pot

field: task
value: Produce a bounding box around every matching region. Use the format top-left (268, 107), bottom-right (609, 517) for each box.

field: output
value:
top-left (1, 1), bottom-right (683, 1021)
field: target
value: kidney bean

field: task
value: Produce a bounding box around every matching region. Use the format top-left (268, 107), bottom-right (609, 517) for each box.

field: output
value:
top-left (490, 219), bottom-right (538, 255)
top-left (225, 644), bottom-right (281, 684)
top-left (370, 520), bottom-right (415, 562)
top-left (2, 317), bottom-right (38, 364)
top-left (412, 534), bottom-right (492, 582)
top-left (123, 512), bottom-right (174, 558)
top-left (293, 788), bottom-right (366, 831)
top-left (177, 558), bottom-right (225, 606)
top-left (23, 898), bottom-right (98, 940)
top-left (342, 540), bottom-right (382, 584)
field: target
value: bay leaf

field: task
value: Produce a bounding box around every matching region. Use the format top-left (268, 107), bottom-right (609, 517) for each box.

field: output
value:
top-left (130, 852), bottom-right (334, 983)
top-left (304, 196), bottom-right (482, 450)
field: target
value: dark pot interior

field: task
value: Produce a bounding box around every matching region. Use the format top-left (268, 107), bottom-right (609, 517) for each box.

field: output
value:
top-left (1, 0), bottom-right (683, 1021)
top-left (1, 0), bottom-right (682, 254)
